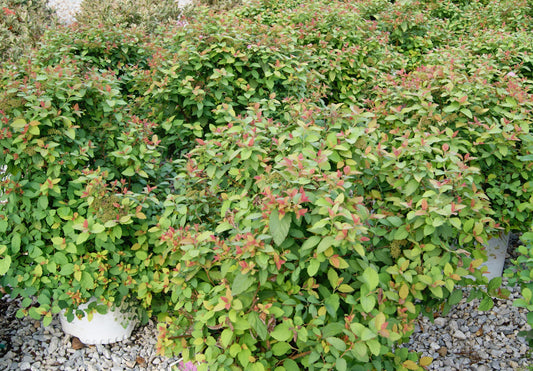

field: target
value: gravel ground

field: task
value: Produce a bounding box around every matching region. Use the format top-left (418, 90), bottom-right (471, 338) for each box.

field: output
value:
top-left (0, 296), bottom-right (179, 371)
top-left (406, 282), bottom-right (531, 370)
top-left (1, 2), bottom-right (531, 370)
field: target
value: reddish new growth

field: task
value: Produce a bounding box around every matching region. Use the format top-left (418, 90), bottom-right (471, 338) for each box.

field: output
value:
top-left (260, 186), bottom-right (309, 219)
top-left (2, 7), bottom-right (15, 15)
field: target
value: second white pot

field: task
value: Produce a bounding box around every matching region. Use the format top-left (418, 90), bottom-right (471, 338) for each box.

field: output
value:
top-left (479, 232), bottom-right (510, 281)
top-left (59, 298), bottom-right (137, 345)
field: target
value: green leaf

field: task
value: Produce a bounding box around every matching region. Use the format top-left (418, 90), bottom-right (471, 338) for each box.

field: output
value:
top-left (361, 295), bottom-right (376, 312)
top-left (122, 167), bottom-right (135, 177)
top-left (430, 286), bottom-right (443, 298)
top-left (283, 359), bottom-right (299, 371)
top-left (450, 218), bottom-right (461, 229)
top-left (135, 251), bottom-right (148, 261)
top-left (460, 108), bottom-right (472, 118)
top-left (424, 224), bottom-right (435, 236)
top-left (28, 307), bottom-right (43, 321)
top-left (248, 312), bottom-right (267, 340)
top-left (443, 102), bottom-right (459, 113)
top-left (404, 180), bottom-right (419, 196)
top-left (0, 255), bottom-right (12, 275)
top-left (80, 271), bottom-right (94, 290)
top-left (317, 236), bottom-right (336, 254)
top-left (362, 267), bottom-right (379, 291)
top-left (229, 343), bottom-right (241, 357)
top-left (215, 221), bottom-right (233, 234)
top-left (231, 272), bottom-right (253, 296)
top-left (325, 294), bottom-right (340, 318)
top-left (237, 348), bottom-right (251, 368)
top-left (271, 322), bottom-right (292, 342)
top-left (59, 263), bottom-right (74, 276)
top-left (328, 268), bottom-right (339, 290)
top-left (302, 236), bottom-right (321, 250)
top-left (297, 326), bottom-right (308, 342)
top-left (432, 217), bottom-right (445, 227)
top-left (322, 322), bottom-right (345, 338)
top-left (418, 275), bottom-right (433, 285)
top-left (463, 219), bottom-right (474, 233)
top-left (42, 313), bottom-right (53, 327)
top-left (336, 358), bottom-right (347, 371)
top-left (77, 232), bottom-right (90, 245)
top-left (338, 284), bottom-right (354, 293)
top-left (360, 326), bottom-right (376, 341)
top-left (90, 223), bottom-right (106, 234)
top-left (387, 216), bottom-right (403, 227)
top-left (352, 342), bottom-right (368, 362)
top-left (394, 226), bottom-right (409, 240)
top-left (478, 296), bottom-right (494, 311)
top-left (37, 196), bottom-right (48, 210)
top-left (522, 287), bottom-right (532, 302)
top-left (327, 337), bottom-right (347, 352)
top-left (366, 339), bottom-right (381, 356)
top-left (487, 276), bottom-right (502, 292)
top-left (269, 209), bottom-right (291, 246)
top-left (307, 259), bottom-right (320, 277)
top-left (11, 118), bottom-right (26, 129)
top-left (448, 289), bottom-right (463, 306)
top-left (220, 329), bottom-right (233, 348)
top-left (272, 341), bottom-right (292, 356)
top-left (11, 234), bottom-right (21, 253)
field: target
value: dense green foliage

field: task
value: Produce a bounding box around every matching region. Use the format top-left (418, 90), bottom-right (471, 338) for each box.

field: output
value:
top-left (0, 0), bottom-right (532, 370)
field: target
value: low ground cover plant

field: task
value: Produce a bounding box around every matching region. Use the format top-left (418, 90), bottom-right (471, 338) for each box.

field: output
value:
top-left (0, 0), bottom-right (532, 370)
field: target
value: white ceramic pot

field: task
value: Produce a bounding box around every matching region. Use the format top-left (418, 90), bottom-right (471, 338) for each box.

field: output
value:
top-left (59, 298), bottom-right (137, 344)
top-left (479, 232), bottom-right (510, 280)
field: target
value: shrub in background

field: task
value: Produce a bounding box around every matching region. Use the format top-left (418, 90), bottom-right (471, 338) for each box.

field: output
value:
top-left (74, 0), bottom-right (188, 32)
top-left (131, 7), bottom-right (316, 156)
top-left (35, 24), bottom-right (154, 73)
top-left (368, 44), bottom-right (533, 234)
top-left (0, 0), bottom-right (58, 63)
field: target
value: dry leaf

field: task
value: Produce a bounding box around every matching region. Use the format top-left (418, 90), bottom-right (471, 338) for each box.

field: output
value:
top-left (71, 337), bottom-right (85, 350)
top-left (136, 356), bottom-right (147, 367)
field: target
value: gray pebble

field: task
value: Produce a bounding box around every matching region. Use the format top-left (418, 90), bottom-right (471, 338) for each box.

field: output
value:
top-left (48, 336), bottom-right (59, 354)
top-left (111, 353), bottom-right (123, 366)
top-left (449, 320), bottom-right (459, 332)
top-left (125, 360), bottom-right (136, 368)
